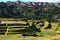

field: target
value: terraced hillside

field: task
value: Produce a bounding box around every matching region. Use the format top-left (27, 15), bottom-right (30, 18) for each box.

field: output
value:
top-left (0, 19), bottom-right (59, 35)
top-left (0, 20), bottom-right (29, 35)
top-left (0, 18), bottom-right (60, 40)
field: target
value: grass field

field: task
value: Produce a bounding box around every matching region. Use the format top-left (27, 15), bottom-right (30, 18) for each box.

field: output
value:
top-left (0, 18), bottom-right (60, 40)
top-left (0, 34), bottom-right (60, 40)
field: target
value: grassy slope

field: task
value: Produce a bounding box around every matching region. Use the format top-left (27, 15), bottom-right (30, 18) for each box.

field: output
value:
top-left (0, 18), bottom-right (60, 40)
top-left (0, 22), bottom-right (59, 40)
top-left (0, 34), bottom-right (60, 40)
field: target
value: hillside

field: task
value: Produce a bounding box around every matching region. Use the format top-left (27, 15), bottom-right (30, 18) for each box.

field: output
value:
top-left (0, 2), bottom-right (60, 20)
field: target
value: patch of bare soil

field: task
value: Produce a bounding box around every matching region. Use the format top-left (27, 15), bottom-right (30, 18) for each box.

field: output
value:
top-left (51, 35), bottom-right (60, 40)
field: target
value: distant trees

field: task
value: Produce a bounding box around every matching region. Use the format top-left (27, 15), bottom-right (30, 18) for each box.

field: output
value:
top-left (0, 2), bottom-right (60, 20)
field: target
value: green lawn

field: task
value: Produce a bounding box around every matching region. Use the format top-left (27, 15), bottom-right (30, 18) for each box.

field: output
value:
top-left (0, 34), bottom-right (60, 40)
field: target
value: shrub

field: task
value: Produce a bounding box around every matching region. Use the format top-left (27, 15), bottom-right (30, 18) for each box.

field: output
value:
top-left (45, 23), bottom-right (52, 29)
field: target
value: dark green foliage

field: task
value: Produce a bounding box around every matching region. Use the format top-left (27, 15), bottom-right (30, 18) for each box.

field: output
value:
top-left (40, 23), bottom-right (44, 27)
top-left (30, 22), bottom-right (41, 32)
top-left (45, 23), bottom-right (52, 29)
top-left (0, 2), bottom-right (60, 20)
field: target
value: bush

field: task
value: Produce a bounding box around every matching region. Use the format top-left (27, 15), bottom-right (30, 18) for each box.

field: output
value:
top-left (45, 23), bottom-right (52, 29)
top-left (30, 22), bottom-right (41, 32)
top-left (40, 20), bottom-right (44, 27)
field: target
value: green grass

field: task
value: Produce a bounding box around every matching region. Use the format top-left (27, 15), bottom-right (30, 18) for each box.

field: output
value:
top-left (0, 34), bottom-right (54, 40)
top-left (0, 34), bottom-right (60, 40)
top-left (0, 18), bottom-right (60, 40)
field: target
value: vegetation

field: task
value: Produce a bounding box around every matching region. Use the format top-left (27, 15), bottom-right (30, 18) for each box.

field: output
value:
top-left (0, 2), bottom-right (60, 21)
top-left (0, 1), bottom-right (60, 40)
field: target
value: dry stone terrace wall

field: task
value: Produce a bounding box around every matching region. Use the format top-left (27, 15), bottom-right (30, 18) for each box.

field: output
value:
top-left (0, 21), bottom-right (29, 35)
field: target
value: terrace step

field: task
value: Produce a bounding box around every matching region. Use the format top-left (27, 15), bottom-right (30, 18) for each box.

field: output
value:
top-left (8, 28), bottom-right (25, 30)
top-left (0, 24), bottom-right (6, 26)
top-left (7, 24), bottom-right (28, 26)
top-left (0, 29), bottom-right (7, 30)
top-left (8, 26), bottom-right (29, 28)
top-left (0, 27), bottom-right (7, 29)
top-left (0, 26), bottom-right (7, 27)
top-left (0, 30), bottom-right (6, 34)
top-left (1, 21), bottom-right (27, 24)
top-left (6, 32), bottom-right (21, 35)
